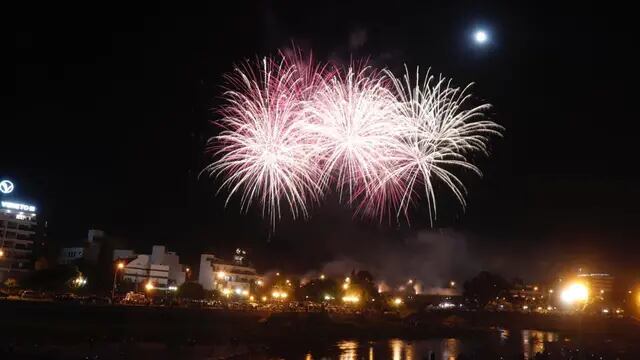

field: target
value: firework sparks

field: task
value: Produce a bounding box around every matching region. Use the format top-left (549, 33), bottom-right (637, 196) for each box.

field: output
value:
top-left (366, 66), bottom-right (503, 223)
top-left (205, 57), bottom-right (323, 227)
top-left (206, 53), bottom-right (502, 228)
top-left (305, 65), bottom-right (399, 203)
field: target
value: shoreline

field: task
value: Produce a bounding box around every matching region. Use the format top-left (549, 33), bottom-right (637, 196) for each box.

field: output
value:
top-left (2, 301), bottom-right (638, 345)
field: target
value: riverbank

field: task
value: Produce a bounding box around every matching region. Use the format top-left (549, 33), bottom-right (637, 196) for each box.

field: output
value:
top-left (2, 301), bottom-right (638, 345)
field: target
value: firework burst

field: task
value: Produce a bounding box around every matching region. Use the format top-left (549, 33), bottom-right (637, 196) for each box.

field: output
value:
top-left (205, 57), bottom-right (323, 227)
top-left (206, 53), bottom-right (502, 228)
top-left (305, 65), bottom-right (399, 203)
top-left (360, 66), bottom-right (503, 223)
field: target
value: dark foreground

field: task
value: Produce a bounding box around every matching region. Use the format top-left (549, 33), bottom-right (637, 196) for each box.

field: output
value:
top-left (2, 301), bottom-right (639, 359)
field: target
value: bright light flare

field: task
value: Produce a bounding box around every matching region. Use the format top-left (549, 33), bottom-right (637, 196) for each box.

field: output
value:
top-left (560, 282), bottom-right (589, 304)
top-left (342, 295), bottom-right (360, 303)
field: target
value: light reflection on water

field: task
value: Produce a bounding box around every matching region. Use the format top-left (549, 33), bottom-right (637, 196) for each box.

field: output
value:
top-left (315, 330), bottom-right (558, 360)
top-left (337, 340), bottom-right (358, 360)
top-left (520, 329), bottom-right (559, 359)
top-left (442, 338), bottom-right (461, 360)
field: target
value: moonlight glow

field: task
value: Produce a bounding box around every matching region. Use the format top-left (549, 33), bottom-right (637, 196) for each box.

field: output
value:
top-left (206, 51), bottom-right (502, 227)
top-left (474, 30), bottom-right (488, 44)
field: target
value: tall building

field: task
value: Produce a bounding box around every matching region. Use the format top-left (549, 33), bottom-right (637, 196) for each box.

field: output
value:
top-left (198, 249), bottom-right (261, 292)
top-left (0, 179), bottom-right (39, 281)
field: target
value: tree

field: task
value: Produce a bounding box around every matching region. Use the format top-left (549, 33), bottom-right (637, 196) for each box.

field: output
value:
top-left (297, 278), bottom-right (339, 302)
top-left (3, 278), bottom-right (18, 289)
top-left (26, 265), bottom-right (80, 292)
top-left (463, 271), bottom-right (511, 309)
top-left (178, 282), bottom-right (205, 300)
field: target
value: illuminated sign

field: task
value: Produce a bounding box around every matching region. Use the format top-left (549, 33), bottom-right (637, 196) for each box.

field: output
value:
top-left (0, 180), bottom-right (14, 194)
top-left (1, 201), bottom-right (36, 212)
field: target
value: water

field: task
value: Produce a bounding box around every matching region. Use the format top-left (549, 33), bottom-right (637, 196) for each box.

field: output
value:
top-left (3, 329), bottom-right (637, 359)
top-left (258, 330), bottom-right (633, 359)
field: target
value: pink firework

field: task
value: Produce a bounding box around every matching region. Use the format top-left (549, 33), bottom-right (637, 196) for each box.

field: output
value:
top-left (305, 65), bottom-right (400, 204)
top-left (207, 53), bottom-right (502, 227)
top-left (205, 57), bottom-right (323, 227)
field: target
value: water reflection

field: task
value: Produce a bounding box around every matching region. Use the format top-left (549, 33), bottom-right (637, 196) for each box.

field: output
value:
top-left (499, 328), bottom-right (510, 344)
top-left (337, 340), bottom-right (358, 360)
top-left (442, 338), bottom-right (461, 360)
top-left (521, 330), bottom-right (559, 359)
top-left (327, 331), bottom-right (559, 360)
top-left (390, 339), bottom-right (402, 360)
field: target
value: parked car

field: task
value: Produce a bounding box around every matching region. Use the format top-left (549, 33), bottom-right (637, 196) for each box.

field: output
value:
top-left (54, 293), bottom-right (81, 303)
top-left (20, 290), bottom-right (44, 300)
top-left (122, 292), bottom-right (149, 305)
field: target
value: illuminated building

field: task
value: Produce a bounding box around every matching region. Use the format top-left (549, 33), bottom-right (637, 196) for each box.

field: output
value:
top-left (0, 180), bottom-right (39, 281)
top-left (577, 273), bottom-right (614, 297)
top-left (116, 245), bottom-right (186, 289)
top-left (198, 249), bottom-right (261, 292)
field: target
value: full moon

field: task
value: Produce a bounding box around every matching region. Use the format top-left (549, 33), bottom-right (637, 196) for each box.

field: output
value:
top-left (474, 30), bottom-right (488, 44)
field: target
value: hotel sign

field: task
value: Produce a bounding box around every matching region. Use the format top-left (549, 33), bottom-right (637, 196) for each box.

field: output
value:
top-left (0, 180), bottom-right (14, 194)
top-left (1, 201), bottom-right (36, 212)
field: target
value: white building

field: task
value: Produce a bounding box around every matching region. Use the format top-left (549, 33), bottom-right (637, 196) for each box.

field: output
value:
top-left (198, 249), bottom-right (261, 292)
top-left (116, 245), bottom-right (186, 288)
top-left (1, 188), bottom-right (38, 281)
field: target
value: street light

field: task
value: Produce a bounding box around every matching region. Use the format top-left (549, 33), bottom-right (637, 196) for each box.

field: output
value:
top-left (73, 276), bottom-right (87, 287)
top-left (0, 249), bottom-right (4, 257)
top-left (145, 282), bottom-right (154, 292)
top-left (112, 262), bottom-right (125, 302)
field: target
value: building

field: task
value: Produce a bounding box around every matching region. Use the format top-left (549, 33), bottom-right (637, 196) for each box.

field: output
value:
top-left (577, 273), bottom-right (615, 297)
top-left (115, 245), bottom-right (186, 289)
top-left (113, 249), bottom-right (135, 260)
top-left (57, 229), bottom-right (106, 265)
top-left (57, 247), bottom-right (84, 265)
top-left (198, 249), bottom-right (261, 292)
top-left (1, 180), bottom-right (39, 281)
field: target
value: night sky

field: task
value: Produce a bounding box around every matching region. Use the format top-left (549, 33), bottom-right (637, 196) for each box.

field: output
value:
top-left (4, 1), bottom-right (639, 283)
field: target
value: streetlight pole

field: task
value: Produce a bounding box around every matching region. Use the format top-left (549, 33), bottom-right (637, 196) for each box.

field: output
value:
top-left (112, 262), bottom-right (125, 302)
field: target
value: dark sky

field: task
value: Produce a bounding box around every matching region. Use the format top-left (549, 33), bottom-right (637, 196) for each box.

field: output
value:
top-left (4, 1), bottom-right (639, 283)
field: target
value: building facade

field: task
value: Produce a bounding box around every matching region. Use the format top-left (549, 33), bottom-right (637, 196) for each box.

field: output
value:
top-left (116, 245), bottom-right (186, 289)
top-left (1, 183), bottom-right (39, 281)
top-left (198, 249), bottom-right (261, 292)
top-left (577, 273), bottom-right (615, 297)
top-left (57, 247), bottom-right (85, 265)
top-left (56, 229), bottom-right (107, 265)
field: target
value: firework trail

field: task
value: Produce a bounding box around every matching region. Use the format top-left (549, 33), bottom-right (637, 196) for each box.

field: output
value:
top-left (204, 57), bottom-right (323, 227)
top-left (206, 53), bottom-right (502, 228)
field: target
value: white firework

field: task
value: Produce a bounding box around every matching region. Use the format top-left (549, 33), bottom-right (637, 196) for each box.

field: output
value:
top-left (205, 58), bottom-right (323, 227)
top-left (365, 66), bottom-right (503, 223)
